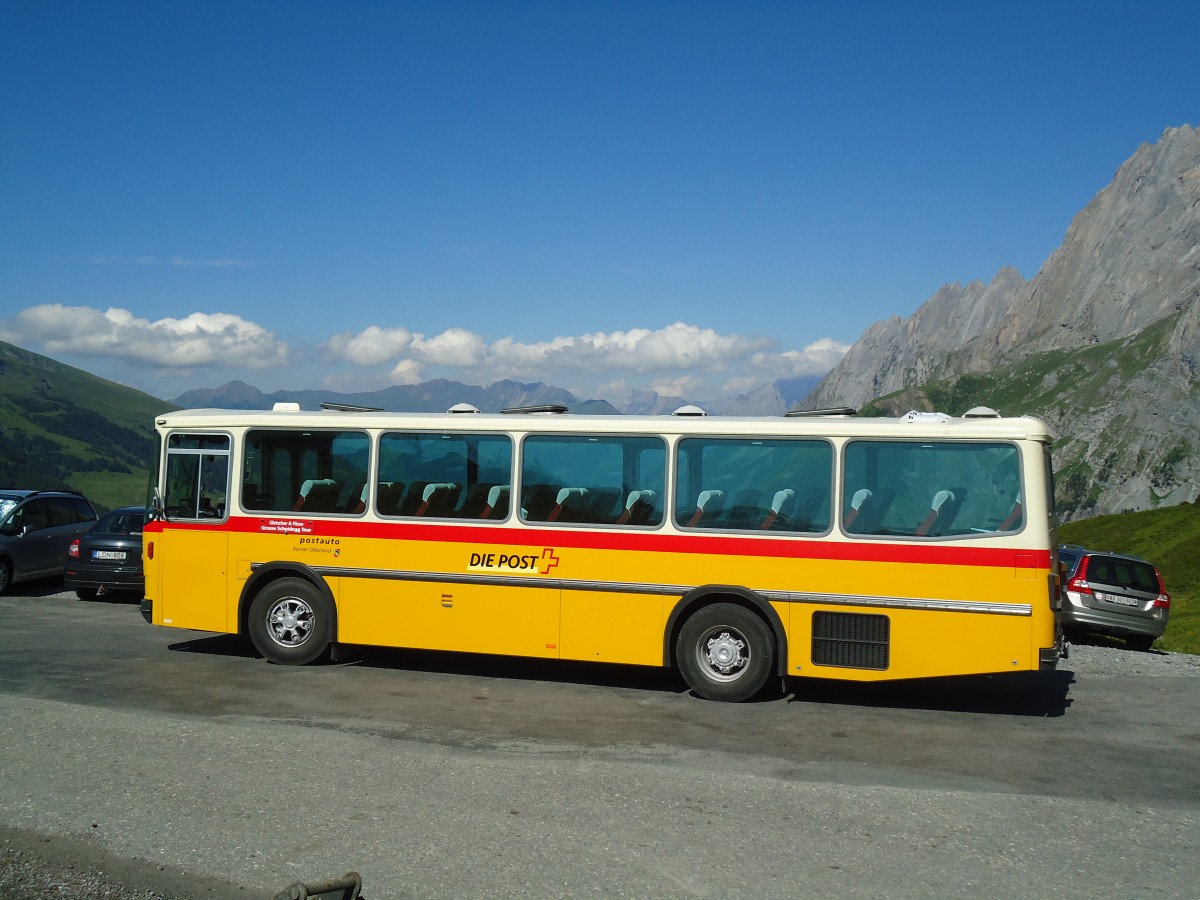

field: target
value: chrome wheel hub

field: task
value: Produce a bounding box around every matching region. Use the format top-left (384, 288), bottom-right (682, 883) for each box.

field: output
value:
top-left (701, 628), bottom-right (748, 681)
top-left (266, 596), bottom-right (314, 647)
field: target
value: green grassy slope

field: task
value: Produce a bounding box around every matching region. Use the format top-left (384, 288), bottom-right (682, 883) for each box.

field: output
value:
top-left (1058, 502), bottom-right (1199, 654)
top-left (0, 342), bottom-right (175, 511)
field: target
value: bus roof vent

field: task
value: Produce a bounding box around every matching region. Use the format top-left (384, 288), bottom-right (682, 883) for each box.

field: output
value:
top-left (900, 410), bottom-right (952, 423)
top-left (448, 402), bottom-right (481, 414)
top-left (673, 405), bottom-right (708, 416)
top-left (272, 402), bottom-right (302, 412)
top-left (500, 404), bottom-right (569, 415)
top-left (962, 406), bottom-right (1001, 418)
top-left (320, 401), bottom-right (384, 412)
top-left (785, 406), bottom-right (857, 417)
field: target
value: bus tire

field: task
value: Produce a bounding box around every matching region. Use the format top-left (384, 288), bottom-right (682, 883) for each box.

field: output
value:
top-left (677, 602), bottom-right (774, 702)
top-left (248, 577), bottom-right (332, 665)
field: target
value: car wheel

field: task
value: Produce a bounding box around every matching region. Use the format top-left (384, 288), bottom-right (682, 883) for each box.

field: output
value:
top-left (676, 602), bottom-right (775, 702)
top-left (0, 559), bottom-right (10, 596)
top-left (75, 588), bottom-right (99, 601)
top-left (1126, 635), bottom-right (1156, 652)
top-left (248, 577), bottom-right (333, 665)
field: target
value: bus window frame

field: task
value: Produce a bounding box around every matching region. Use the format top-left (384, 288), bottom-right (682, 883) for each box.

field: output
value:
top-left (517, 431), bottom-right (668, 529)
top-left (672, 434), bottom-right (836, 536)
top-left (163, 431), bottom-right (232, 523)
top-left (242, 427), bottom-right (372, 517)
top-left (375, 428), bottom-right (515, 521)
top-left (838, 437), bottom-right (1027, 540)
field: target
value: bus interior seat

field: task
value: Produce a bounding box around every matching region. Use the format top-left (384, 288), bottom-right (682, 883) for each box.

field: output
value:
top-left (685, 489), bottom-right (725, 527)
top-left (397, 481), bottom-right (431, 516)
top-left (583, 488), bottom-right (621, 523)
top-left (521, 484), bottom-right (559, 521)
top-left (547, 487), bottom-right (589, 522)
top-left (457, 483), bottom-right (497, 518)
top-left (998, 493), bottom-right (1023, 531)
top-left (345, 481), bottom-right (367, 514)
top-left (760, 489), bottom-right (796, 530)
top-left (845, 488), bottom-right (894, 534)
top-left (792, 487), bottom-right (829, 531)
top-left (242, 482), bottom-right (267, 509)
top-left (916, 487), bottom-right (965, 536)
top-left (292, 478), bottom-right (341, 512)
top-left (616, 489), bottom-right (657, 525)
top-left (726, 489), bottom-right (762, 528)
top-left (416, 482), bottom-right (462, 517)
top-left (481, 485), bottom-right (510, 519)
top-left (376, 481), bottom-right (405, 515)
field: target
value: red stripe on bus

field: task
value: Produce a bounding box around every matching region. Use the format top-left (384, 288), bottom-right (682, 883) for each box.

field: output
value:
top-left (151, 515), bottom-right (1051, 569)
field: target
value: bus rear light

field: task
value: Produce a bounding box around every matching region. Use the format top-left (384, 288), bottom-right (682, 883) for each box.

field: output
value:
top-left (147, 541), bottom-right (154, 560)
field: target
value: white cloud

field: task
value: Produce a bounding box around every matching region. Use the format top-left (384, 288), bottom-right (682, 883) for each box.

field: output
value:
top-left (325, 326), bottom-right (415, 366)
top-left (320, 320), bottom-right (849, 393)
top-left (2, 303), bottom-right (848, 400)
top-left (324, 320), bottom-right (783, 379)
top-left (1, 304), bottom-right (288, 369)
top-left (389, 359), bottom-right (425, 385)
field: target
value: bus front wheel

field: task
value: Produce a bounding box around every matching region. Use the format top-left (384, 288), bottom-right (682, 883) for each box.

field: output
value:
top-left (248, 577), bottom-right (332, 665)
top-left (677, 602), bottom-right (774, 702)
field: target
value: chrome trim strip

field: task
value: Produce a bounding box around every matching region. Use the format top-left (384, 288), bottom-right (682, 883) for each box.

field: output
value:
top-left (250, 562), bottom-right (1033, 616)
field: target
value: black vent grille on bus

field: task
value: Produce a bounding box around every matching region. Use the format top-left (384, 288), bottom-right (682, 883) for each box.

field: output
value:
top-left (811, 611), bottom-right (890, 670)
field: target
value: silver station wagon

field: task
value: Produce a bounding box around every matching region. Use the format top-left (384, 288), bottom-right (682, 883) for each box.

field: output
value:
top-left (1059, 545), bottom-right (1170, 651)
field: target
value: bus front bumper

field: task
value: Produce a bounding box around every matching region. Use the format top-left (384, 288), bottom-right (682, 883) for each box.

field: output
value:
top-left (139, 598), bottom-right (153, 624)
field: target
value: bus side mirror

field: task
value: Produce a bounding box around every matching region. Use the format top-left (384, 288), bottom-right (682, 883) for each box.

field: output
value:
top-left (149, 488), bottom-right (166, 523)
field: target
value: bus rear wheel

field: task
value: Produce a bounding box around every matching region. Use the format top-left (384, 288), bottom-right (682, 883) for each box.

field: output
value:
top-left (677, 602), bottom-right (775, 702)
top-left (248, 577), bottom-right (332, 665)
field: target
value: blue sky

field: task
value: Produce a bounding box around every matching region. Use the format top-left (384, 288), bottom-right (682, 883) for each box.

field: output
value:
top-left (2, 1), bottom-right (1197, 404)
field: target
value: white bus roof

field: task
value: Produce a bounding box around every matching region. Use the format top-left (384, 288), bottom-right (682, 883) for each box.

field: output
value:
top-left (155, 406), bottom-right (1055, 442)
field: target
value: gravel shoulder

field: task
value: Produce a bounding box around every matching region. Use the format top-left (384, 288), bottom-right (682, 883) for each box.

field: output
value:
top-left (2, 641), bottom-right (1197, 899)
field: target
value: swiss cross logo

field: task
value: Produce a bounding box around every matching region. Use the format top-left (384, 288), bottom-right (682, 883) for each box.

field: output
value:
top-left (539, 547), bottom-right (560, 575)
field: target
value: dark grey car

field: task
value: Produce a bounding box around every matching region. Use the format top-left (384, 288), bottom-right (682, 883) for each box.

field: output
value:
top-left (0, 490), bottom-right (98, 594)
top-left (1059, 545), bottom-right (1170, 651)
top-left (65, 505), bottom-right (147, 600)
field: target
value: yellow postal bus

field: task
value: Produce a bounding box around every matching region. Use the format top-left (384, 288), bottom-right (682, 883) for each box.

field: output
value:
top-left (141, 403), bottom-right (1062, 701)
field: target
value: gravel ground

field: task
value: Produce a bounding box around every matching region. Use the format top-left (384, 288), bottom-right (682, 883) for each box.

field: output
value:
top-left (2, 640), bottom-right (1196, 900)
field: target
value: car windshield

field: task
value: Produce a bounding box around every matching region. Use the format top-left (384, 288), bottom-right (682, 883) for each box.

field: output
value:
top-left (96, 511), bottom-right (145, 535)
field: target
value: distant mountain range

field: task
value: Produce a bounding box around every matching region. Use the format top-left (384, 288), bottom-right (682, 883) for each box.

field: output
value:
top-left (172, 374), bottom-right (824, 417)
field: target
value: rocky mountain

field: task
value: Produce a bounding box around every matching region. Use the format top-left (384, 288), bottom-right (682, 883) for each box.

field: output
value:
top-left (804, 125), bottom-right (1200, 519)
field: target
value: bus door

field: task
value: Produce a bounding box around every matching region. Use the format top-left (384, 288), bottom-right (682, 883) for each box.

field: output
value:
top-left (157, 433), bottom-right (232, 632)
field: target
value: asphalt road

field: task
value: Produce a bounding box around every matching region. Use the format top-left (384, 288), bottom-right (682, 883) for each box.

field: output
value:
top-left (1, 581), bottom-right (1198, 899)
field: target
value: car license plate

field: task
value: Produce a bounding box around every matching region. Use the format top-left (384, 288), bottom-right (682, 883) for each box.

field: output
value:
top-left (1098, 591), bottom-right (1138, 607)
top-left (93, 550), bottom-right (126, 560)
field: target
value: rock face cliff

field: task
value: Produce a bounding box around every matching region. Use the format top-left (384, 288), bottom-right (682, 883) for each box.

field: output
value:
top-left (804, 126), bottom-right (1200, 519)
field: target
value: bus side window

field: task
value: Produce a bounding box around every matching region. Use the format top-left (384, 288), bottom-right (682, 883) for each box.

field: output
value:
top-left (521, 434), bottom-right (665, 528)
